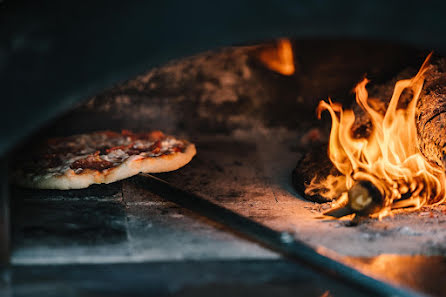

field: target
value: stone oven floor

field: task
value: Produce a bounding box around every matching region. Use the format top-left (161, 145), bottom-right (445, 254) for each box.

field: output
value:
top-left (10, 130), bottom-right (446, 297)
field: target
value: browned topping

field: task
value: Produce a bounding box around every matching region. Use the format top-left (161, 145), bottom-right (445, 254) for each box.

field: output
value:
top-left (70, 153), bottom-right (114, 171)
top-left (172, 146), bottom-right (184, 153)
top-left (121, 129), bottom-right (136, 139)
top-left (20, 129), bottom-right (188, 177)
top-left (149, 140), bottom-right (162, 154)
top-left (45, 141), bottom-right (80, 154)
top-left (121, 129), bottom-right (165, 141)
top-left (106, 144), bottom-right (132, 154)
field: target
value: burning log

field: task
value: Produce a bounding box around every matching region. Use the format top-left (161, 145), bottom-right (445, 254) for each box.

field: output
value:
top-left (293, 54), bottom-right (446, 218)
top-left (293, 153), bottom-right (389, 218)
top-left (292, 145), bottom-right (342, 203)
top-left (351, 57), bottom-right (446, 169)
top-left (324, 180), bottom-right (385, 218)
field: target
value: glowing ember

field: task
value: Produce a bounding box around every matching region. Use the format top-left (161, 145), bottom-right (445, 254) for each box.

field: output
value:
top-left (257, 39), bottom-right (295, 75)
top-left (306, 53), bottom-right (446, 218)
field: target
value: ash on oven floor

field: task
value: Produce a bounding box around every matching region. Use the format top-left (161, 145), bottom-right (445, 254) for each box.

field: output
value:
top-left (10, 138), bottom-right (277, 265)
top-left (10, 134), bottom-right (446, 259)
top-left (9, 135), bottom-right (446, 297)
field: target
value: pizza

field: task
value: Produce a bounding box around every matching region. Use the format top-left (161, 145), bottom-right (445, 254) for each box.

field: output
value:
top-left (13, 130), bottom-right (196, 190)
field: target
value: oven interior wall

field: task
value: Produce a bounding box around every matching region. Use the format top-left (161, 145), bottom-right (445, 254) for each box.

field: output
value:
top-left (33, 39), bottom-right (425, 137)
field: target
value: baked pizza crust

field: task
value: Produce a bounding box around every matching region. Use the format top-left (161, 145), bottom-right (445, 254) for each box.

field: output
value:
top-left (14, 142), bottom-right (196, 190)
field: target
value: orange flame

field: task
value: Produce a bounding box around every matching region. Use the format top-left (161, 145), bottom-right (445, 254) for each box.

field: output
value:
top-left (309, 53), bottom-right (446, 218)
top-left (319, 291), bottom-right (332, 297)
top-left (258, 39), bottom-right (295, 75)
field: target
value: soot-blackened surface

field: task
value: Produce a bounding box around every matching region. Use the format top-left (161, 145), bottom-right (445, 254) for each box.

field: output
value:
top-left (34, 40), bottom-right (424, 139)
top-left (291, 144), bottom-right (339, 203)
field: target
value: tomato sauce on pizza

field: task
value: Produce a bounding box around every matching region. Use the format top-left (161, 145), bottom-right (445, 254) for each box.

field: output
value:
top-left (13, 130), bottom-right (196, 190)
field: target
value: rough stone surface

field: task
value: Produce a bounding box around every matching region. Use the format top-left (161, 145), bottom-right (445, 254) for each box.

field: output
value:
top-left (12, 134), bottom-right (446, 264)
top-left (11, 199), bottom-right (129, 264)
top-left (35, 40), bottom-right (423, 139)
top-left (11, 133), bottom-right (446, 297)
top-left (124, 197), bottom-right (275, 261)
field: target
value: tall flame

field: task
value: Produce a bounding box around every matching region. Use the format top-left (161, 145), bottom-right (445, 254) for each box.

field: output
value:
top-left (310, 53), bottom-right (446, 218)
top-left (258, 39), bottom-right (295, 75)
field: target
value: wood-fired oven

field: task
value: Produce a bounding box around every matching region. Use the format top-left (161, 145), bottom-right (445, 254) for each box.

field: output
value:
top-left (2, 1), bottom-right (446, 297)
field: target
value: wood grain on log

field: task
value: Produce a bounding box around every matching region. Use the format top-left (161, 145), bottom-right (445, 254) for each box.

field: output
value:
top-left (351, 59), bottom-right (446, 169)
top-left (416, 60), bottom-right (446, 169)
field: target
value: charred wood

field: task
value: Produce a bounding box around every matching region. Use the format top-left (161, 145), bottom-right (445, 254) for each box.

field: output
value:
top-left (292, 145), bottom-right (340, 203)
top-left (352, 58), bottom-right (446, 168)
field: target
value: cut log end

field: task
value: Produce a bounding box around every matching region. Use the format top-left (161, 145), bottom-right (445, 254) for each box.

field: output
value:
top-left (323, 181), bottom-right (384, 218)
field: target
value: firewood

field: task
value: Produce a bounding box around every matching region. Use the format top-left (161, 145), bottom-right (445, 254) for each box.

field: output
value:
top-left (352, 58), bottom-right (446, 168)
top-left (324, 180), bottom-right (385, 218)
top-left (292, 145), bottom-right (339, 203)
top-left (293, 58), bottom-right (446, 203)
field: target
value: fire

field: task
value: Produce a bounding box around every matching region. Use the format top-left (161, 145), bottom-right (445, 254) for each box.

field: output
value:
top-left (319, 291), bottom-right (332, 297)
top-left (257, 39), bottom-right (295, 75)
top-left (308, 53), bottom-right (446, 218)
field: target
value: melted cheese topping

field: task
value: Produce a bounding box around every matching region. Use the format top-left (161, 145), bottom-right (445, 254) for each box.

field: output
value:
top-left (18, 131), bottom-right (187, 180)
